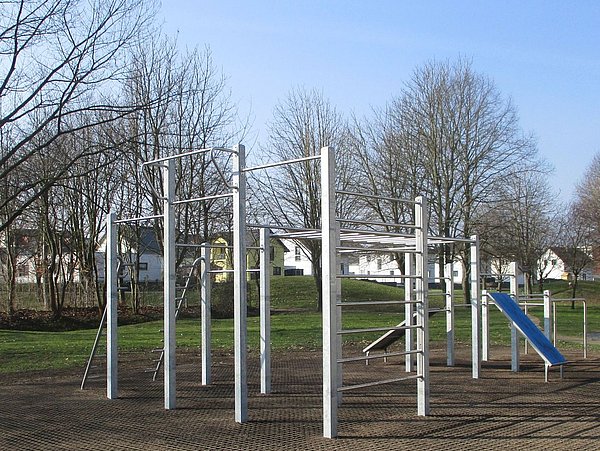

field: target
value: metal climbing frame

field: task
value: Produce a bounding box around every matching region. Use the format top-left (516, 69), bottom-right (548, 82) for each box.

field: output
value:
top-left (102, 143), bottom-right (477, 439)
top-left (320, 147), bottom-right (430, 437)
top-left (104, 145), bottom-right (245, 412)
top-left (245, 147), bottom-right (434, 437)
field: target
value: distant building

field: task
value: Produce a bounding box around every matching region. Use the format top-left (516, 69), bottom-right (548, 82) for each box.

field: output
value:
top-left (538, 247), bottom-right (593, 281)
top-left (0, 228), bottom-right (81, 284)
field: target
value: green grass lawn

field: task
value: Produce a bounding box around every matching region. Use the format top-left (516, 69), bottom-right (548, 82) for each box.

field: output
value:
top-left (0, 276), bottom-right (598, 375)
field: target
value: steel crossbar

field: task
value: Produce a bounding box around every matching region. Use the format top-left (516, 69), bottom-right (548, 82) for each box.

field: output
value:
top-left (338, 374), bottom-right (421, 392)
top-left (337, 349), bottom-right (420, 364)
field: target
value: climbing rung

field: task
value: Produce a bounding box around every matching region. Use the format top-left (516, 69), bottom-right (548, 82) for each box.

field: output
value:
top-left (152, 348), bottom-right (163, 353)
top-left (338, 324), bottom-right (420, 335)
top-left (337, 300), bottom-right (420, 307)
top-left (338, 374), bottom-right (421, 392)
top-left (338, 349), bottom-right (420, 364)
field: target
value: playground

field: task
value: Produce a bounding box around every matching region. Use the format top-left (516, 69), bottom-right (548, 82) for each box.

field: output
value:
top-left (79, 144), bottom-right (598, 443)
top-left (1, 345), bottom-right (598, 450)
top-left (1, 143), bottom-right (589, 447)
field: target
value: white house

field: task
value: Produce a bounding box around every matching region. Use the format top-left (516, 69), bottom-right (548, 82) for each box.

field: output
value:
top-left (538, 247), bottom-right (593, 281)
top-left (0, 228), bottom-right (82, 284)
top-left (97, 226), bottom-right (163, 283)
top-left (346, 252), bottom-right (464, 285)
top-left (281, 239), bottom-right (352, 276)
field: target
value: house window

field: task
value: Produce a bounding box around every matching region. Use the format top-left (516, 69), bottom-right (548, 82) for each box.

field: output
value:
top-left (390, 270), bottom-right (394, 276)
top-left (453, 271), bottom-right (458, 277)
top-left (17, 264), bottom-right (29, 278)
top-left (377, 259), bottom-right (382, 270)
top-left (138, 262), bottom-right (148, 271)
top-left (270, 246), bottom-right (275, 262)
top-left (273, 266), bottom-right (281, 276)
top-left (551, 259), bottom-right (557, 266)
top-left (295, 246), bottom-right (301, 261)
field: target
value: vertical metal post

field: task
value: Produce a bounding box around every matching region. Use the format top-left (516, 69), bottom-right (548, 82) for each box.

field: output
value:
top-left (510, 262), bottom-right (520, 372)
top-left (106, 212), bottom-right (118, 399)
top-left (481, 289), bottom-right (489, 362)
top-left (524, 301), bottom-right (529, 354)
top-left (260, 228), bottom-right (271, 394)
top-left (415, 196), bottom-right (429, 416)
top-left (552, 301), bottom-right (557, 347)
top-left (583, 300), bottom-right (587, 359)
top-left (201, 243), bottom-right (211, 385)
top-left (445, 262), bottom-right (454, 366)
top-left (336, 223), bottom-right (343, 407)
top-left (163, 159), bottom-right (176, 409)
top-left (543, 290), bottom-right (551, 341)
top-left (233, 144), bottom-right (248, 423)
top-left (404, 253), bottom-right (414, 372)
top-left (322, 146), bottom-right (338, 438)
top-left (470, 235), bottom-right (481, 379)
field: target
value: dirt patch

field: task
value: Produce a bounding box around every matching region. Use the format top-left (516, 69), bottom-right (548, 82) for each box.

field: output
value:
top-left (0, 306), bottom-right (163, 331)
top-left (1, 346), bottom-right (598, 450)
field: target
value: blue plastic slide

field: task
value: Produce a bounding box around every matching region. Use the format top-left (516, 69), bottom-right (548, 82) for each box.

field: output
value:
top-left (489, 292), bottom-right (567, 366)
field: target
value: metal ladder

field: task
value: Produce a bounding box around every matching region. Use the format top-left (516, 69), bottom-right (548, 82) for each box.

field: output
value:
top-left (81, 260), bottom-right (132, 389)
top-left (147, 257), bottom-right (204, 381)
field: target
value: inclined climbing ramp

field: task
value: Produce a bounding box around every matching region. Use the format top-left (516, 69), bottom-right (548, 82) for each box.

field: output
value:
top-left (488, 292), bottom-right (567, 370)
top-left (363, 310), bottom-right (440, 355)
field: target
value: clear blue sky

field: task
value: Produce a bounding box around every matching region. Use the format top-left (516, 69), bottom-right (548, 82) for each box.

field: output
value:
top-left (160, 1), bottom-right (600, 204)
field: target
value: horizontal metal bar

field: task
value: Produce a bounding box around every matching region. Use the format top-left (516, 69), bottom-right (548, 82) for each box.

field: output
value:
top-left (519, 302), bottom-right (544, 307)
top-left (337, 300), bottom-right (420, 307)
top-left (175, 243), bottom-right (208, 248)
top-left (552, 298), bottom-right (586, 302)
top-left (338, 349), bottom-right (420, 364)
top-left (248, 223), bottom-right (321, 233)
top-left (336, 246), bottom-right (419, 254)
top-left (337, 273), bottom-right (420, 279)
top-left (340, 228), bottom-right (415, 239)
top-left (428, 236), bottom-right (476, 244)
top-left (336, 190), bottom-right (417, 205)
top-left (142, 147), bottom-right (235, 166)
top-left (336, 218), bottom-right (418, 230)
top-left (208, 269), bottom-right (261, 274)
top-left (114, 214), bottom-right (162, 224)
top-left (338, 324), bottom-right (420, 335)
top-left (243, 154), bottom-right (321, 173)
top-left (338, 374), bottom-right (421, 392)
top-left (173, 193), bottom-right (233, 205)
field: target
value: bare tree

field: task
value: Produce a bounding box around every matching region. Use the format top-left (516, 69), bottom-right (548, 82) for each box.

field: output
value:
top-left (256, 88), bottom-right (351, 311)
top-left (575, 152), bottom-right (600, 242)
top-left (109, 37), bottom-right (242, 312)
top-left (474, 168), bottom-right (558, 294)
top-left (348, 108), bottom-right (426, 272)
top-left (560, 204), bottom-right (595, 303)
top-left (356, 59), bottom-right (536, 297)
top-left (0, 0), bottom-right (156, 232)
